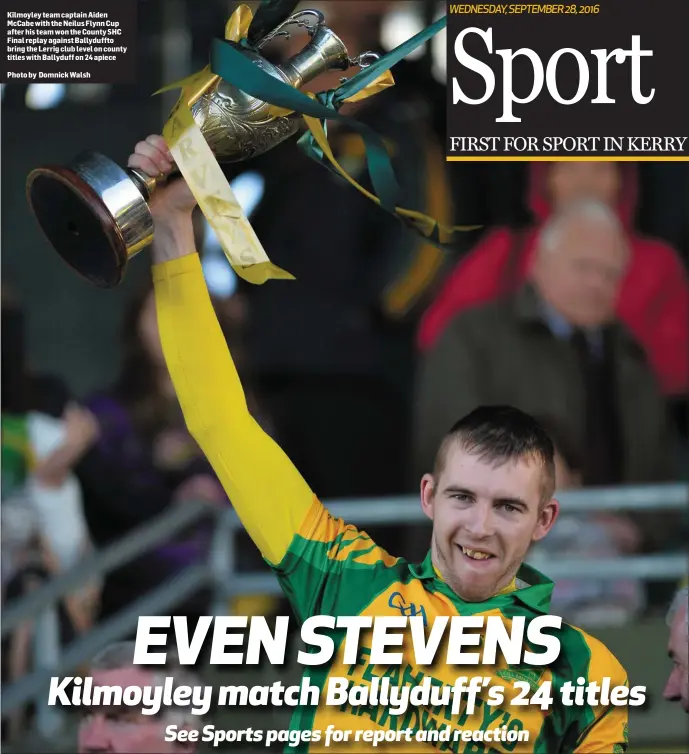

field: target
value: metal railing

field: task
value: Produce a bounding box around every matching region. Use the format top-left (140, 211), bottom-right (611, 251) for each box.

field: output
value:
top-left (2, 483), bottom-right (688, 734)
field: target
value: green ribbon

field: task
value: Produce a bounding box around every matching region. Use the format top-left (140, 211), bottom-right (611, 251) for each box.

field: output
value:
top-left (210, 15), bottom-right (447, 215)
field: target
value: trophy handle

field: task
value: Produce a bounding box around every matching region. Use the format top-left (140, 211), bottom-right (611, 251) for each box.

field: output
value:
top-left (128, 167), bottom-right (158, 199)
top-left (257, 9), bottom-right (381, 72)
top-left (256, 9), bottom-right (326, 48)
top-left (348, 52), bottom-right (380, 69)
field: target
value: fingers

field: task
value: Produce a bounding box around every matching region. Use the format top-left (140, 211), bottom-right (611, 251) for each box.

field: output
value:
top-left (127, 134), bottom-right (175, 178)
top-left (146, 134), bottom-right (172, 158)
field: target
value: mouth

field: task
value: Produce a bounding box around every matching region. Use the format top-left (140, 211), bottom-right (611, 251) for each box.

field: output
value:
top-left (457, 545), bottom-right (496, 562)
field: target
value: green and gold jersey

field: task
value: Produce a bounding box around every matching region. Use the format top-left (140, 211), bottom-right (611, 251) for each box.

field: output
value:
top-left (1, 413), bottom-right (32, 498)
top-left (275, 500), bottom-right (628, 753)
top-left (154, 254), bottom-right (629, 754)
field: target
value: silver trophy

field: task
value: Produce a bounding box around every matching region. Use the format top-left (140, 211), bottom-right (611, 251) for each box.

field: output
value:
top-left (25, 9), bottom-right (378, 288)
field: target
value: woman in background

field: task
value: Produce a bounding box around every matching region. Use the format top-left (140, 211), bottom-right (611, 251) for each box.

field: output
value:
top-left (75, 286), bottom-right (227, 627)
top-left (1, 287), bottom-right (97, 740)
top-left (75, 284), bottom-right (273, 628)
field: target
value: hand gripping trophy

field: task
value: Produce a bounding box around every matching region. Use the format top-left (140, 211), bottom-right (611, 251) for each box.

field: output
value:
top-left (25, 2), bottom-right (381, 288)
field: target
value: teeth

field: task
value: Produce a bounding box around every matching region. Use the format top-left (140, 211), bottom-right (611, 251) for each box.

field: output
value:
top-left (462, 547), bottom-right (492, 560)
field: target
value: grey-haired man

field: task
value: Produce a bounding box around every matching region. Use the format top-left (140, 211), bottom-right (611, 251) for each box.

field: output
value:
top-left (663, 586), bottom-right (688, 713)
top-left (77, 642), bottom-right (203, 753)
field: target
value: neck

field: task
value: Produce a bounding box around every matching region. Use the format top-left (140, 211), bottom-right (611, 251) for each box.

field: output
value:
top-left (297, 22), bottom-right (381, 102)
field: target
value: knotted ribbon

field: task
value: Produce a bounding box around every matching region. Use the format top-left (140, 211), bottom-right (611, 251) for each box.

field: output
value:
top-left (157, 5), bottom-right (472, 284)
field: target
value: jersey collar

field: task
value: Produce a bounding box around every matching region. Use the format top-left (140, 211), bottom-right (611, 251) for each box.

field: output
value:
top-left (410, 551), bottom-right (554, 614)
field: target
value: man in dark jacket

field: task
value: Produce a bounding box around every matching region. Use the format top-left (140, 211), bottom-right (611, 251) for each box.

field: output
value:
top-left (414, 198), bottom-right (677, 552)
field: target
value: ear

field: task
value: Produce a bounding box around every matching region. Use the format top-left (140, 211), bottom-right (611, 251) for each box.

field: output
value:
top-left (532, 497), bottom-right (559, 543)
top-left (420, 474), bottom-right (436, 522)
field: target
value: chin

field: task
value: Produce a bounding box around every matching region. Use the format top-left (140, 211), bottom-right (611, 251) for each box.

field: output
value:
top-left (449, 571), bottom-right (499, 603)
top-left (576, 309), bottom-right (612, 329)
top-left (437, 545), bottom-right (506, 602)
top-left (454, 583), bottom-right (496, 603)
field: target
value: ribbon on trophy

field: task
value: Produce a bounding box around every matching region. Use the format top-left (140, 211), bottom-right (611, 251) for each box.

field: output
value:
top-left (155, 4), bottom-right (400, 284)
top-left (154, 6), bottom-right (293, 284)
top-left (210, 7), bottom-right (480, 248)
top-left (156, 3), bottom-right (471, 284)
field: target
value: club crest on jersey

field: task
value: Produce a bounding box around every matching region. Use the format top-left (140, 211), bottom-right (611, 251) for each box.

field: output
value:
top-left (388, 592), bottom-right (428, 625)
top-left (496, 667), bottom-right (544, 693)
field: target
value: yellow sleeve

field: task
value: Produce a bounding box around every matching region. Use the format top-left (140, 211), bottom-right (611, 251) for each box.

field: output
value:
top-left (152, 253), bottom-right (315, 565)
top-left (574, 634), bottom-right (629, 754)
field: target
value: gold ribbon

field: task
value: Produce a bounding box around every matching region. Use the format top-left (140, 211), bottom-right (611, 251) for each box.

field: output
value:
top-left (261, 62), bottom-right (478, 244)
top-left (162, 100), bottom-right (293, 284)
top-left (156, 4), bottom-right (399, 284)
top-left (157, 6), bottom-right (292, 284)
top-left (301, 115), bottom-right (479, 243)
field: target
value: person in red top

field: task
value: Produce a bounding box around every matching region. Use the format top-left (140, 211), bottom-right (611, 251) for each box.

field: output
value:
top-left (418, 162), bottom-right (689, 396)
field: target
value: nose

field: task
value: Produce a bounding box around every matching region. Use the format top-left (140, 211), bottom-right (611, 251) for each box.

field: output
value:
top-left (463, 500), bottom-right (496, 539)
top-left (663, 667), bottom-right (681, 702)
top-left (78, 715), bottom-right (111, 753)
top-left (582, 266), bottom-right (610, 296)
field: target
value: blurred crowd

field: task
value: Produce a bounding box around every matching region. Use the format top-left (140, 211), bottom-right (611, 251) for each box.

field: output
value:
top-left (2, 0), bottom-right (688, 742)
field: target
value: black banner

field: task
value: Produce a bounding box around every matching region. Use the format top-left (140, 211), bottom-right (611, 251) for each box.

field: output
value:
top-left (445, 0), bottom-right (689, 160)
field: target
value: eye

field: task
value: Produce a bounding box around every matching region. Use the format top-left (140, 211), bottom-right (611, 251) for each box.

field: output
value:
top-left (451, 493), bottom-right (471, 503)
top-left (104, 709), bottom-right (139, 724)
top-left (500, 503), bottom-right (520, 513)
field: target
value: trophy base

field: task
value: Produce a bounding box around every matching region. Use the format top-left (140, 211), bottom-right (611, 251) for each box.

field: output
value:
top-left (26, 151), bottom-right (154, 289)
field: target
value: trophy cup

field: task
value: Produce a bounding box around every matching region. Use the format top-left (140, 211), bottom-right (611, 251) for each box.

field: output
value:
top-left (25, 9), bottom-right (379, 288)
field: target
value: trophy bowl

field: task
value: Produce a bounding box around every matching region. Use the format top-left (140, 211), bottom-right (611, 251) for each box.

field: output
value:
top-left (26, 9), bottom-right (375, 288)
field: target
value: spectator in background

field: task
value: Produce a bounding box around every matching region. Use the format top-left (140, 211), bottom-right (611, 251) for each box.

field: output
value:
top-left (663, 586), bottom-right (689, 713)
top-left (414, 199), bottom-right (679, 554)
top-left (1, 288), bottom-right (98, 616)
top-left (73, 284), bottom-right (273, 626)
top-left (529, 418), bottom-right (645, 627)
top-left (418, 161), bottom-right (689, 398)
top-left (2, 288), bottom-right (98, 739)
top-left (73, 286), bottom-right (227, 627)
top-left (78, 642), bottom-right (204, 753)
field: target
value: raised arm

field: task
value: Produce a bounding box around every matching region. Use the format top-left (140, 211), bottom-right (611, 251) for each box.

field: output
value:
top-left (130, 136), bottom-right (314, 566)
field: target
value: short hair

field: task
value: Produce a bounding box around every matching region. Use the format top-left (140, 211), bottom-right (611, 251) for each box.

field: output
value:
top-left (539, 198), bottom-right (625, 255)
top-left (432, 405), bottom-right (556, 504)
top-left (667, 586), bottom-right (689, 632)
top-left (90, 641), bottom-right (205, 728)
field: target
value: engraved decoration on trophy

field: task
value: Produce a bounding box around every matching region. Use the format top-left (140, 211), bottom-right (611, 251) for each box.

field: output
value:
top-left (25, 8), bottom-right (379, 289)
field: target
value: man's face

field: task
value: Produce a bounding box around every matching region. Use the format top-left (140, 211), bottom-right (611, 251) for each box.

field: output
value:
top-left (421, 445), bottom-right (558, 602)
top-left (78, 668), bottom-right (195, 753)
top-left (533, 217), bottom-right (628, 328)
top-left (664, 602), bottom-right (689, 712)
top-left (548, 162), bottom-right (621, 210)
